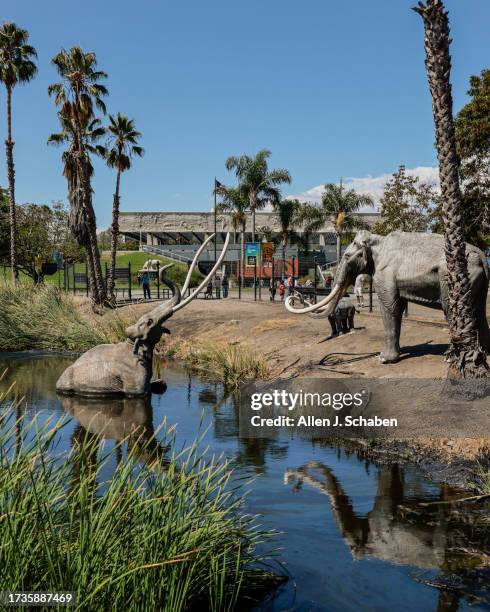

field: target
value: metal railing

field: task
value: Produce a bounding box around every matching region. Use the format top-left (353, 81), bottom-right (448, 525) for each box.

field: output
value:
top-left (316, 260), bottom-right (338, 286)
top-left (141, 245), bottom-right (191, 264)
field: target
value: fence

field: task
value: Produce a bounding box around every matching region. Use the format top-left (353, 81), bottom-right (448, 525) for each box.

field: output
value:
top-left (5, 256), bottom-right (374, 308)
top-left (48, 262), bottom-right (172, 301)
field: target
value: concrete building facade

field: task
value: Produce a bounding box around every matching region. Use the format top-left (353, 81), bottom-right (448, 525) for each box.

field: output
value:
top-left (119, 211), bottom-right (381, 247)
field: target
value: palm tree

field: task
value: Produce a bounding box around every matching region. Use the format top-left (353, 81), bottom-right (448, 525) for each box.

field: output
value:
top-left (300, 182), bottom-right (373, 264)
top-left (105, 113), bottom-right (144, 301)
top-left (225, 149), bottom-right (291, 242)
top-left (272, 198), bottom-right (303, 276)
top-left (414, 0), bottom-right (488, 378)
top-left (0, 22), bottom-right (37, 283)
top-left (215, 185), bottom-right (249, 284)
top-left (48, 46), bottom-right (108, 307)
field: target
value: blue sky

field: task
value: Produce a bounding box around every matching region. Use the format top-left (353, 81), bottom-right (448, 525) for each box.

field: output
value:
top-left (2, 0), bottom-right (489, 227)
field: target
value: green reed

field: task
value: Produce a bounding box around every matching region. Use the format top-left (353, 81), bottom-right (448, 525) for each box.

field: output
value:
top-left (0, 285), bottom-right (132, 352)
top-left (0, 402), bottom-right (277, 611)
top-left (169, 341), bottom-right (269, 390)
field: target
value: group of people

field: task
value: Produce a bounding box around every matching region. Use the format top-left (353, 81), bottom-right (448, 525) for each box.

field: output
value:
top-left (268, 275), bottom-right (295, 302)
top-left (137, 267), bottom-right (367, 310)
top-left (205, 275), bottom-right (229, 299)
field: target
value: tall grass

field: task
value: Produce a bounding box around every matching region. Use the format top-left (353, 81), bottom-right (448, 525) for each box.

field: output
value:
top-left (0, 285), bottom-right (133, 352)
top-left (165, 341), bottom-right (269, 389)
top-left (476, 463), bottom-right (490, 494)
top-left (0, 405), bottom-right (277, 611)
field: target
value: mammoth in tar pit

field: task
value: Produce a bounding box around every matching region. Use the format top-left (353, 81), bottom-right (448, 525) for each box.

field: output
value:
top-left (286, 231), bottom-right (489, 364)
top-left (57, 233), bottom-right (230, 397)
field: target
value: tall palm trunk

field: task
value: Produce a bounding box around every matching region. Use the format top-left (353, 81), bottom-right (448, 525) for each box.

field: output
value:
top-left (5, 84), bottom-right (18, 284)
top-left (335, 231), bottom-right (341, 265)
top-left (415, 0), bottom-right (487, 378)
top-left (74, 122), bottom-right (106, 307)
top-left (282, 231), bottom-right (287, 279)
top-left (241, 221), bottom-right (246, 288)
top-left (108, 166), bottom-right (121, 299)
top-left (250, 191), bottom-right (257, 243)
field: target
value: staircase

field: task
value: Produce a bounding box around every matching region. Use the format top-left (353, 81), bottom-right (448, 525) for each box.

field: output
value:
top-left (140, 245), bottom-right (193, 265)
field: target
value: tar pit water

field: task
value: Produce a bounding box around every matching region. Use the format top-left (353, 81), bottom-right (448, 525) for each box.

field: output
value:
top-left (1, 353), bottom-right (489, 612)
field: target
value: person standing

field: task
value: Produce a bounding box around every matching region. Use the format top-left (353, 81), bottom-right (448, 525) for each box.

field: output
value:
top-left (221, 275), bottom-right (229, 299)
top-left (324, 273), bottom-right (333, 291)
top-left (141, 270), bottom-right (151, 300)
top-left (354, 274), bottom-right (365, 307)
top-left (278, 280), bottom-right (286, 302)
top-left (269, 277), bottom-right (277, 302)
top-left (287, 274), bottom-right (294, 296)
top-left (213, 275), bottom-right (221, 299)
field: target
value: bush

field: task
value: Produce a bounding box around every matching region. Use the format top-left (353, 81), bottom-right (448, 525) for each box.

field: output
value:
top-left (166, 340), bottom-right (269, 389)
top-left (0, 285), bottom-right (132, 352)
top-left (0, 404), bottom-right (277, 610)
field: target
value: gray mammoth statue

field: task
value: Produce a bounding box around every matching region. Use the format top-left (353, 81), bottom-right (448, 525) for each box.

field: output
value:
top-left (286, 230), bottom-right (489, 363)
top-left (57, 233), bottom-right (230, 396)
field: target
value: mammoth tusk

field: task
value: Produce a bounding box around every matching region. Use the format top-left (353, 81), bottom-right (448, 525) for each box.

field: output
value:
top-left (180, 233), bottom-right (216, 296)
top-left (172, 233), bottom-right (230, 313)
top-left (285, 284), bottom-right (342, 314)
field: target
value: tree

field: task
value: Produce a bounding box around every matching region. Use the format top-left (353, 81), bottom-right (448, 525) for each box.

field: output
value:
top-left (372, 165), bottom-right (440, 235)
top-left (225, 149), bottom-right (291, 242)
top-left (48, 46), bottom-right (108, 307)
top-left (215, 185), bottom-right (249, 283)
top-left (414, 0), bottom-right (488, 378)
top-left (300, 182), bottom-right (373, 263)
top-left (271, 198), bottom-right (303, 276)
top-left (16, 203), bottom-right (53, 282)
top-left (0, 186), bottom-right (9, 262)
top-left (0, 22), bottom-right (37, 283)
top-left (455, 69), bottom-right (490, 248)
top-left (105, 113), bottom-right (144, 301)
top-left (50, 200), bottom-right (85, 264)
top-left (1, 198), bottom-right (84, 281)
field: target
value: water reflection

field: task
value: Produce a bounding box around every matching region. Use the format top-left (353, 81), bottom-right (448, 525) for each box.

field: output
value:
top-left (285, 461), bottom-right (490, 609)
top-left (0, 353), bottom-right (73, 403)
top-left (59, 395), bottom-right (168, 471)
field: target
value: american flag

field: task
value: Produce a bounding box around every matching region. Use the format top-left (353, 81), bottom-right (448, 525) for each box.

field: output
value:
top-left (215, 179), bottom-right (226, 193)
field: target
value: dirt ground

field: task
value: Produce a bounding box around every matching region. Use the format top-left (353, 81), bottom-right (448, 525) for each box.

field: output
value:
top-left (159, 296), bottom-right (452, 379)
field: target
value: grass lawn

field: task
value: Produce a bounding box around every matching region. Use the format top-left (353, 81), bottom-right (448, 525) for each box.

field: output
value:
top-left (1, 252), bottom-right (196, 291)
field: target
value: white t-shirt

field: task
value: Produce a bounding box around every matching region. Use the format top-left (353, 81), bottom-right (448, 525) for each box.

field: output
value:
top-left (354, 275), bottom-right (364, 290)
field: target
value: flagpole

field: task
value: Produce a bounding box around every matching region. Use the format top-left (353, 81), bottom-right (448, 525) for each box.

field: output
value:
top-left (214, 177), bottom-right (217, 264)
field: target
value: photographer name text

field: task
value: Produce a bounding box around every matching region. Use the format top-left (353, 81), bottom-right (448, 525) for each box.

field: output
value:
top-left (250, 414), bottom-right (397, 428)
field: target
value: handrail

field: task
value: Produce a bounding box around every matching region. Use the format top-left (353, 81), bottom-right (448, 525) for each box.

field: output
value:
top-left (141, 245), bottom-right (191, 264)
